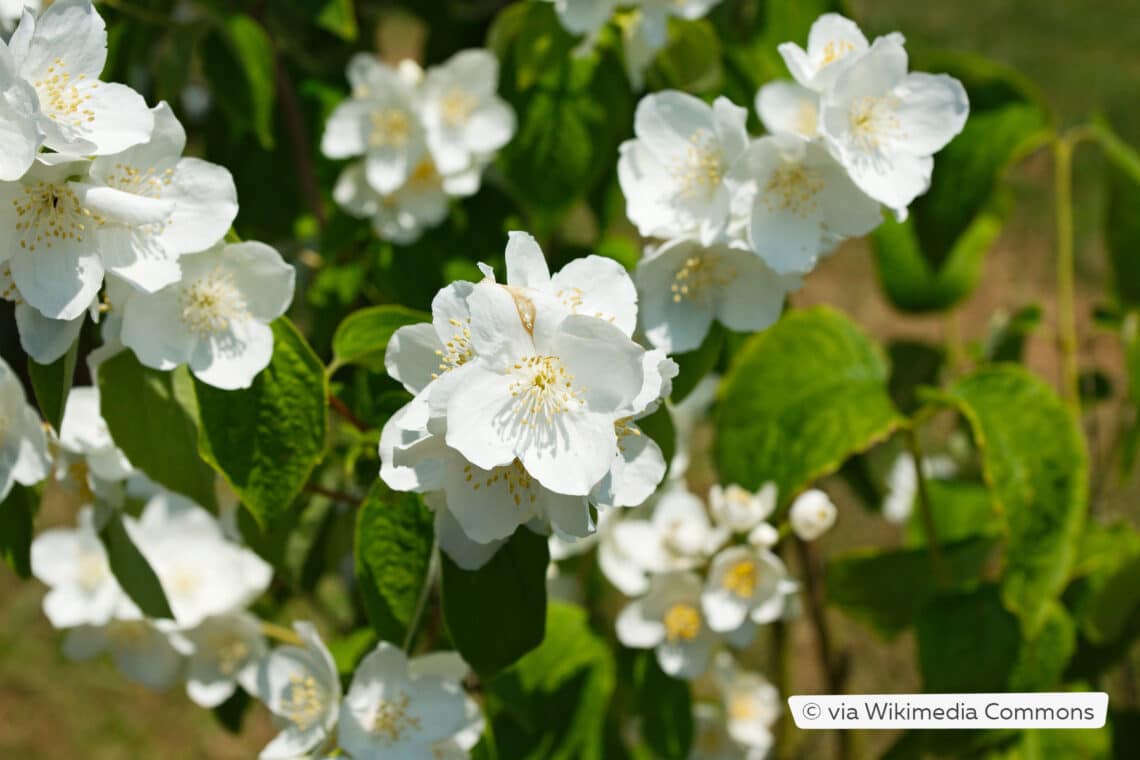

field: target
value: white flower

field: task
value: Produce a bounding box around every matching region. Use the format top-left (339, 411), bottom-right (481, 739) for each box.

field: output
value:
top-left (117, 241), bottom-right (295, 389)
top-left (3, 260), bottom-right (91, 362)
top-left (0, 354), bottom-right (49, 500)
top-left (777, 13), bottom-right (878, 93)
top-left (182, 611), bottom-right (267, 708)
top-left (789, 488), bottom-right (837, 541)
top-left (546, 0), bottom-right (618, 36)
top-left (714, 653), bottom-right (780, 756)
top-left (439, 281), bottom-right (645, 497)
top-left (30, 505), bottom-right (123, 628)
top-left (339, 643), bottom-right (479, 759)
top-left (0, 37), bottom-right (41, 181)
top-left (0, 158), bottom-right (157, 320)
top-left (55, 385), bottom-right (133, 505)
top-left (255, 622), bottom-right (341, 760)
top-left (322, 54), bottom-right (426, 194)
top-left (636, 237), bottom-right (800, 353)
top-left (731, 133), bottom-right (882, 274)
top-left (702, 545), bottom-right (790, 632)
top-left (132, 492), bottom-right (273, 629)
top-left (483, 231), bottom-right (640, 337)
top-left (1, 0), bottom-right (39, 33)
top-left (600, 484), bottom-right (727, 595)
top-left (85, 101), bottom-right (239, 291)
top-left (756, 80), bottom-right (819, 138)
top-left (818, 36), bottom-right (968, 213)
top-left (882, 451), bottom-right (957, 524)
top-left (420, 49), bottom-right (515, 176)
top-left (618, 91), bottom-right (749, 245)
top-left (616, 570), bottom-right (717, 679)
top-left (63, 615), bottom-right (188, 690)
top-left (333, 158), bottom-right (461, 246)
top-left (690, 703), bottom-right (747, 760)
top-left (7, 0), bottom-right (153, 156)
top-left (709, 483), bottom-right (776, 534)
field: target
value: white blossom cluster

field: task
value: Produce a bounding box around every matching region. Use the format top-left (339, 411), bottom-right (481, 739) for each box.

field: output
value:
top-left (15, 378), bottom-right (482, 759)
top-left (0, 0), bottom-right (295, 390)
top-left (323, 49), bottom-right (516, 245)
top-left (545, 0), bottom-right (724, 89)
top-left (620, 13), bottom-right (969, 353)
top-left (379, 231), bottom-right (677, 569)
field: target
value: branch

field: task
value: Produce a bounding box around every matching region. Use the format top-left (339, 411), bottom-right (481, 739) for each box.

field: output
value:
top-left (303, 482), bottom-right (363, 506)
top-left (329, 393), bottom-right (370, 432)
top-left (268, 33), bottom-right (326, 229)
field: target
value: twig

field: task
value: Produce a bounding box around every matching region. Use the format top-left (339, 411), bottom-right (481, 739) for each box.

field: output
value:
top-left (303, 482), bottom-right (363, 506)
top-left (794, 538), bottom-right (851, 760)
top-left (904, 428), bottom-right (948, 586)
top-left (329, 394), bottom-right (369, 432)
top-left (267, 32), bottom-right (326, 229)
top-left (402, 537), bottom-right (440, 653)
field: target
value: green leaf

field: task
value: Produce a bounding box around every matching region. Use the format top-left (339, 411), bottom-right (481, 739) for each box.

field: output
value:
top-left (98, 354), bottom-right (217, 510)
top-left (494, 2), bottom-right (633, 226)
top-left (635, 653), bottom-right (693, 760)
top-left (670, 322), bottom-right (723, 404)
top-left (211, 689), bottom-right (251, 734)
top-left (27, 337), bottom-right (78, 431)
top-left (873, 54), bottom-right (1052, 313)
top-left (903, 479), bottom-right (1002, 547)
top-left (1122, 311), bottom-right (1140, 476)
top-left (316, 0), bottom-right (357, 41)
top-left (715, 306), bottom-right (904, 503)
top-left (328, 628), bottom-right (378, 676)
top-left (201, 14), bottom-right (277, 149)
top-left (440, 527), bottom-right (549, 678)
top-left (0, 484), bottom-right (35, 578)
top-left (827, 536), bottom-right (997, 639)
top-left (1097, 121), bottom-right (1140, 307)
top-left (916, 585), bottom-right (1020, 692)
top-left (331, 305), bottom-right (430, 374)
top-left (99, 510), bottom-right (174, 619)
top-left (196, 319), bottom-right (328, 528)
top-left (925, 365), bottom-right (1088, 634)
top-left (980, 304), bottom-right (1043, 363)
top-left (1080, 554), bottom-right (1140, 645)
top-left (354, 484), bottom-right (435, 644)
top-left (486, 603), bottom-right (616, 760)
top-left (1008, 602), bottom-right (1076, 691)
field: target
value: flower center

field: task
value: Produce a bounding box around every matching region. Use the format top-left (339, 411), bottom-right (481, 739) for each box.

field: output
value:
top-left (463, 459), bottom-right (538, 508)
top-left (33, 57), bottom-right (96, 128)
top-left (104, 163), bottom-right (175, 199)
top-left (208, 633), bottom-right (251, 677)
top-left (819, 39), bottom-right (857, 67)
top-left (433, 317), bottom-right (474, 379)
top-left (722, 559), bottom-right (759, 598)
top-left (671, 254), bottom-right (731, 304)
top-left (408, 159), bottom-right (438, 187)
top-left (12, 181), bottom-right (99, 252)
top-left (0, 264), bottom-right (20, 304)
top-left (76, 550), bottom-right (110, 593)
top-left (794, 101), bottom-right (819, 136)
top-left (105, 620), bottom-right (149, 646)
top-left (282, 674), bottom-right (326, 731)
top-left (671, 129), bottom-right (724, 199)
top-left (763, 163), bottom-right (824, 217)
top-left (728, 692), bottom-right (762, 722)
top-left (370, 107), bottom-right (412, 148)
top-left (370, 691), bottom-right (422, 744)
top-left (663, 603), bottom-right (702, 642)
top-left (439, 88), bottom-right (477, 128)
top-left (180, 268), bottom-right (248, 337)
top-left (508, 355), bottom-right (585, 425)
top-left (848, 95), bottom-right (902, 151)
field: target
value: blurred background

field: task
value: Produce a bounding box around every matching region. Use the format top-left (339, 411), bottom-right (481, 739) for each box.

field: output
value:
top-left (1, 0), bottom-right (1138, 756)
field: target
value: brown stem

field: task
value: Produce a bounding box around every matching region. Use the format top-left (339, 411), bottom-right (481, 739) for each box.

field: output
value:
top-left (302, 482), bottom-right (362, 506)
top-left (795, 538), bottom-right (851, 760)
top-left (269, 38), bottom-right (326, 229)
top-left (329, 393), bottom-right (369, 432)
